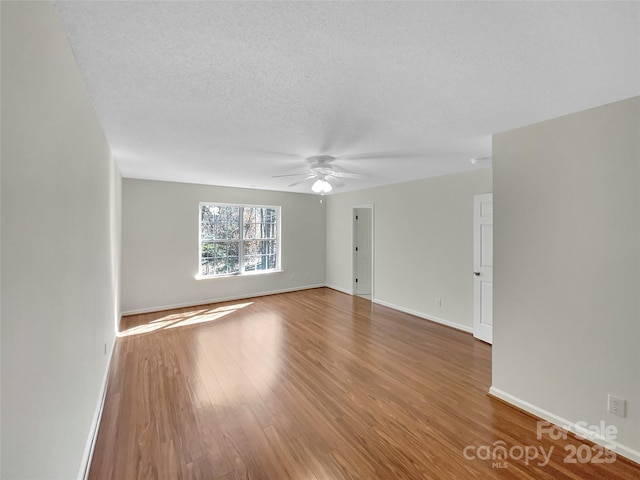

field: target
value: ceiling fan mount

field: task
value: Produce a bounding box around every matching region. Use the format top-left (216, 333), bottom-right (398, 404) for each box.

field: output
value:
top-left (308, 155), bottom-right (338, 176)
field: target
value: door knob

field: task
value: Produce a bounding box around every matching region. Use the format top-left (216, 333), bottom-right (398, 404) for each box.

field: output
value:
top-left (474, 271), bottom-right (480, 276)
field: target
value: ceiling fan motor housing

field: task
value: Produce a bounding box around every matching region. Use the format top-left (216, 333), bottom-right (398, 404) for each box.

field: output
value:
top-left (307, 155), bottom-right (336, 165)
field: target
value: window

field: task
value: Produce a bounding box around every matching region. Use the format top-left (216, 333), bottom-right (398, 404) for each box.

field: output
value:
top-left (199, 203), bottom-right (280, 277)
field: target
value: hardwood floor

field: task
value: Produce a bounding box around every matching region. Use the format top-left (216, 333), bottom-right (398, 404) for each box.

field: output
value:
top-left (90, 288), bottom-right (639, 479)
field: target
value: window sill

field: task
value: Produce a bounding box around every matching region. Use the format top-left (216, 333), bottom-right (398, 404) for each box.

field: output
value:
top-left (195, 270), bottom-right (284, 281)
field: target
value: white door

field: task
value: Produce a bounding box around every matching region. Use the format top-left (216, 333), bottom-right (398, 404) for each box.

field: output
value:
top-left (473, 193), bottom-right (493, 344)
top-left (354, 207), bottom-right (372, 297)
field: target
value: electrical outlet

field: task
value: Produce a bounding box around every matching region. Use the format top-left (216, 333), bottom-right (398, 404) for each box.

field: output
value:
top-left (608, 394), bottom-right (626, 417)
top-left (436, 298), bottom-right (442, 307)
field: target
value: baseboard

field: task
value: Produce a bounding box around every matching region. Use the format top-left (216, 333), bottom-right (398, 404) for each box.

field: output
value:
top-left (372, 298), bottom-right (473, 334)
top-left (77, 339), bottom-right (116, 480)
top-left (121, 284), bottom-right (326, 316)
top-left (324, 287), bottom-right (473, 335)
top-left (324, 284), bottom-right (353, 295)
top-left (489, 386), bottom-right (640, 465)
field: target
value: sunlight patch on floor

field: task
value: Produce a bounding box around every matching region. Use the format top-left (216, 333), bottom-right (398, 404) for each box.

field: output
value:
top-left (118, 302), bottom-right (253, 337)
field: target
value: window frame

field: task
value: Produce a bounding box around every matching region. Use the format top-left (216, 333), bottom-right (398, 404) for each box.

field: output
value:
top-left (198, 202), bottom-right (281, 278)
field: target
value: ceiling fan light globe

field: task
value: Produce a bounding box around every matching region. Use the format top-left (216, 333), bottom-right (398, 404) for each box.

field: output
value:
top-left (311, 179), bottom-right (324, 193)
top-left (311, 179), bottom-right (332, 194)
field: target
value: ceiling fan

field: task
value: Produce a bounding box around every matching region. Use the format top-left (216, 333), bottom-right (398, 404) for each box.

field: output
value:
top-left (273, 155), bottom-right (367, 194)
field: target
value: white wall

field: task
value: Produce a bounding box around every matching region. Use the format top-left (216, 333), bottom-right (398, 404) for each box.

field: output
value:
top-left (326, 169), bottom-right (492, 331)
top-left (1, 2), bottom-right (121, 478)
top-left (492, 97), bottom-right (640, 460)
top-left (121, 179), bottom-right (325, 313)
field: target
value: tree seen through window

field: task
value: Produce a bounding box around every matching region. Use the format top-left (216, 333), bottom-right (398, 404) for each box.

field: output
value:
top-left (200, 204), bottom-right (279, 276)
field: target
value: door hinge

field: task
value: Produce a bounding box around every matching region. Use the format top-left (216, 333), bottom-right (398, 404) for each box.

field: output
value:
top-left (355, 215), bottom-right (359, 220)
top-left (355, 247), bottom-right (358, 251)
top-left (355, 278), bottom-right (358, 283)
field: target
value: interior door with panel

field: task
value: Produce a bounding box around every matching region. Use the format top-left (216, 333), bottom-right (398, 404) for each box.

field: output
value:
top-left (473, 193), bottom-right (493, 344)
top-left (353, 207), bottom-right (373, 297)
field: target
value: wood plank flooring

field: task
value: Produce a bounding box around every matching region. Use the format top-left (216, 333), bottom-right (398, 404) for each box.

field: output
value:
top-left (90, 288), bottom-right (640, 479)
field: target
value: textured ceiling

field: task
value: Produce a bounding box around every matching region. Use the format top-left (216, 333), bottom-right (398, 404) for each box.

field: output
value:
top-left (55, 1), bottom-right (640, 194)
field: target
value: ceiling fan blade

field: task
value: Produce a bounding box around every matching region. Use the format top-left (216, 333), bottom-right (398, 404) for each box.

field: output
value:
top-left (340, 151), bottom-right (426, 161)
top-left (261, 150), bottom-right (304, 159)
top-left (272, 172), bottom-right (311, 178)
top-left (237, 148), bottom-right (303, 159)
top-left (326, 176), bottom-right (345, 187)
top-left (288, 175), bottom-right (317, 187)
top-left (331, 171), bottom-right (368, 179)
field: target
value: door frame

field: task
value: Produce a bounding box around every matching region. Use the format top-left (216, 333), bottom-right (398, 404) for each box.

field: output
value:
top-left (352, 204), bottom-right (375, 298)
